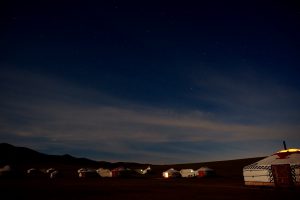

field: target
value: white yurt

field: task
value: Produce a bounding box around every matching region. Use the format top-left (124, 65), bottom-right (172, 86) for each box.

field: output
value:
top-left (162, 168), bottom-right (181, 178)
top-left (135, 166), bottom-right (151, 175)
top-left (97, 168), bottom-right (113, 177)
top-left (180, 169), bottom-right (198, 178)
top-left (50, 170), bottom-right (59, 179)
top-left (0, 165), bottom-right (11, 176)
top-left (77, 168), bottom-right (98, 178)
top-left (243, 148), bottom-right (300, 187)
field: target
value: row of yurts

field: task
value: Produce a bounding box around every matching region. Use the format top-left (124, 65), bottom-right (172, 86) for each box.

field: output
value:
top-left (2, 146), bottom-right (299, 187)
top-left (94, 146), bottom-right (300, 187)
top-left (78, 166), bottom-right (214, 178)
top-left (1, 165), bottom-right (214, 179)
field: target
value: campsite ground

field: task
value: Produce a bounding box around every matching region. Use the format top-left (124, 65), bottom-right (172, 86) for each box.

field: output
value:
top-left (1, 177), bottom-right (298, 200)
top-left (0, 144), bottom-right (298, 199)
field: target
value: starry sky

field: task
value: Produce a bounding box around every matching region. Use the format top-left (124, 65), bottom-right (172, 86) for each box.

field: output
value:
top-left (0, 0), bottom-right (300, 164)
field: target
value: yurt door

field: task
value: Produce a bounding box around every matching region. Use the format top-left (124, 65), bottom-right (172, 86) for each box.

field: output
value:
top-left (271, 164), bottom-right (293, 187)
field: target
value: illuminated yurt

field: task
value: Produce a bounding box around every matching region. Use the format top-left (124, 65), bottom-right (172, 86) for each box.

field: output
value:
top-left (109, 167), bottom-right (140, 177)
top-left (180, 169), bottom-right (198, 178)
top-left (162, 168), bottom-right (180, 178)
top-left (77, 168), bottom-right (98, 178)
top-left (243, 148), bottom-right (300, 187)
top-left (135, 166), bottom-right (151, 175)
top-left (97, 168), bottom-right (112, 177)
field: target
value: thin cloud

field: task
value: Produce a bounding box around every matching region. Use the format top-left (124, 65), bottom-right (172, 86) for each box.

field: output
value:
top-left (191, 67), bottom-right (300, 124)
top-left (1, 67), bottom-right (299, 163)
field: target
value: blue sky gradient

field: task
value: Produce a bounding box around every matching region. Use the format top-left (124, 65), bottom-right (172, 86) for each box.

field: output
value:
top-left (1, 0), bottom-right (300, 163)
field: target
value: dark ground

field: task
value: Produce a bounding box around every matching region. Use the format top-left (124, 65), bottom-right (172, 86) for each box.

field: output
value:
top-left (1, 177), bottom-right (299, 200)
top-left (0, 143), bottom-right (299, 199)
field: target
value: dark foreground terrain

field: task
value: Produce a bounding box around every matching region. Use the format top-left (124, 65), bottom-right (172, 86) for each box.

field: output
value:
top-left (1, 177), bottom-right (299, 200)
top-left (1, 143), bottom-right (299, 199)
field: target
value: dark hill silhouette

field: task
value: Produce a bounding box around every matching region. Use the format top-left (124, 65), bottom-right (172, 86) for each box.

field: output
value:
top-left (0, 143), bottom-right (45, 164)
top-left (0, 143), bottom-right (100, 167)
top-left (0, 143), bottom-right (264, 178)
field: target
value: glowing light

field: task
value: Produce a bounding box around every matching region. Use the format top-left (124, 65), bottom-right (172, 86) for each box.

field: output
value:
top-left (163, 172), bottom-right (169, 178)
top-left (277, 148), bottom-right (300, 153)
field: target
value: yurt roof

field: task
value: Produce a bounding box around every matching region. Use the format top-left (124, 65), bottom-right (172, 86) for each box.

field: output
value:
top-left (244, 148), bottom-right (300, 169)
top-left (197, 167), bottom-right (214, 171)
top-left (112, 167), bottom-right (125, 171)
top-left (277, 148), bottom-right (300, 153)
top-left (165, 168), bottom-right (178, 172)
top-left (180, 169), bottom-right (194, 171)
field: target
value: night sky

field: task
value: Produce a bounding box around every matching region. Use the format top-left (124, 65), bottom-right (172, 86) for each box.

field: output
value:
top-left (1, 0), bottom-right (300, 164)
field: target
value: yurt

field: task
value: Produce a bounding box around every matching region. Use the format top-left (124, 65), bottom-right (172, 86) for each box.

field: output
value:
top-left (27, 168), bottom-right (39, 174)
top-left (46, 168), bottom-right (56, 174)
top-left (111, 167), bottom-right (125, 177)
top-left (180, 169), bottom-right (198, 178)
top-left (162, 168), bottom-right (181, 178)
top-left (243, 148), bottom-right (300, 187)
top-left (135, 166), bottom-right (151, 175)
top-left (77, 168), bottom-right (98, 178)
top-left (50, 170), bottom-right (60, 179)
top-left (97, 168), bottom-right (112, 177)
top-left (197, 167), bottom-right (215, 177)
top-left (26, 168), bottom-right (42, 176)
top-left (0, 165), bottom-right (11, 176)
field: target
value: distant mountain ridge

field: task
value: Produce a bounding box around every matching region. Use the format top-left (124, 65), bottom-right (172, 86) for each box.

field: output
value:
top-left (0, 143), bottom-right (264, 178)
top-left (0, 143), bottom-right (149, 170)
top-left (0, 143), bottom-right (100, 166)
